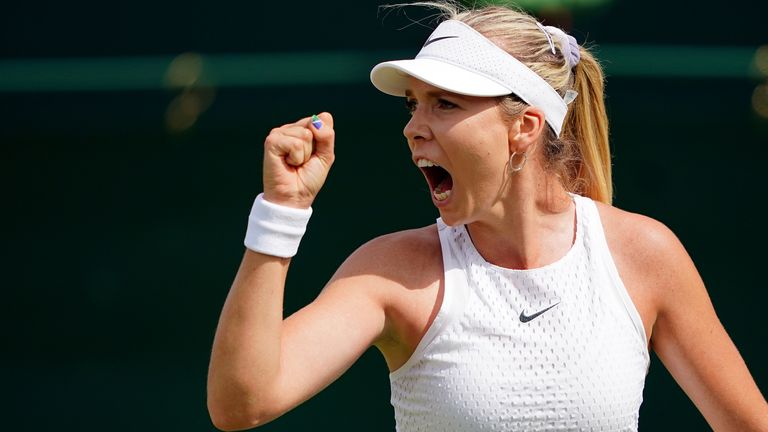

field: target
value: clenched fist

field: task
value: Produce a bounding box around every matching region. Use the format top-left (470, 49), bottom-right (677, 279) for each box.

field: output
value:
top-left (262, 112), bottom-right (335, 209)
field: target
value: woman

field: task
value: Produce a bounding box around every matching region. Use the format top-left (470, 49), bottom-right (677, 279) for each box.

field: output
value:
top-left (207, 3), bottom-right (768, 431)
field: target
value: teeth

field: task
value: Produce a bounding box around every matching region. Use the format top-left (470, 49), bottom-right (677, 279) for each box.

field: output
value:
top-left (417, 159), bottom-right (439, 168)
top-left (433, 189), bottom-right (451, 201)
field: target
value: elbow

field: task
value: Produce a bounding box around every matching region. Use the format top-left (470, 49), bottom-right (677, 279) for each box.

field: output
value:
top-left (209, 414), bottom-right (248, 432)
top-left (208, 401), bottom-right (272, 431)
top-left (209, 417), bottom-right (264, 432)
top-left (207, 387), bottom-right (281, 430)
top-left (208, 409), bottom-right (250, 431)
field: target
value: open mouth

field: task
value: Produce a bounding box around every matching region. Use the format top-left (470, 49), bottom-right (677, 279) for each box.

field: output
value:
top-left (416, 159), bottom-right (454, 202)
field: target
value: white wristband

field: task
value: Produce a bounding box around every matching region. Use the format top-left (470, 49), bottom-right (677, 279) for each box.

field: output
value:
top-left (243, 193), bottom-right (313, 258)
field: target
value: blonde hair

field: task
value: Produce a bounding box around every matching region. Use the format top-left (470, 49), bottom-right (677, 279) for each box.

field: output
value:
top-left (386, 1), bottom-right (613, 204)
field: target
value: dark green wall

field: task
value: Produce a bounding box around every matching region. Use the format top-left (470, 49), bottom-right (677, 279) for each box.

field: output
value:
top-left (3, 1), bottom-right (766, 430)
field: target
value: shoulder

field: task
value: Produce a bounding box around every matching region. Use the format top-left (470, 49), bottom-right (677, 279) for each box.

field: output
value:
top-left (352, 224), bottom-right (441, 259)
top-left (594, 200), bottom-right (688, 263)
top-left (592, 199), bottom-right (700, 310)
top-left (330, 224), bottom-right (442, 288)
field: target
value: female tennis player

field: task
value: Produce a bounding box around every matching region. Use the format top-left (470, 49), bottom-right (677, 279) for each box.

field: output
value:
top-left (207, 2), bottom-right (768, 431)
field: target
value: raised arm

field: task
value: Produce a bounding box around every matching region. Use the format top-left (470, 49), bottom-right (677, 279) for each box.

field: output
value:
top-left (206, 113), bottom-right (391, 430)
top-left (644, 219), bottom-right (768, 431)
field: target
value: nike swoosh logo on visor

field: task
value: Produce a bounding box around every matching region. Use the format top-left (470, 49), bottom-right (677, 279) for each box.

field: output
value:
top-left (519, 301), bottom-right (561, 323)
top-left (422, 35), bottom-right (459, 47)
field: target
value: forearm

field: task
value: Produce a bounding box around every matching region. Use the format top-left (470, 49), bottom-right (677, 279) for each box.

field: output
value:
top-left (655, 318), bottom-right (768, 432)
top-left (207, 249), bottom-right (290, 428)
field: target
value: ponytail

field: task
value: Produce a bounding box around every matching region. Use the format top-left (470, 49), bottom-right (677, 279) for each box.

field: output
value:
top-left (562, 48), bottom-right (613, 204)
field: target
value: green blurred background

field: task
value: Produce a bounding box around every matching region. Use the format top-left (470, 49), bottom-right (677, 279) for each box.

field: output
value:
top-left (2, 0), bottom-right (767, 430)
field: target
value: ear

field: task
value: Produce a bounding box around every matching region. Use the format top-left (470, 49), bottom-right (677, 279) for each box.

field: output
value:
top-left (508, 107), bottom-right (547, 152)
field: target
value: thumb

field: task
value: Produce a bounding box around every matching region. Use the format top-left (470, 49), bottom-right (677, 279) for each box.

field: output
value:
top-left (308, 112), bottom-right (335, 164)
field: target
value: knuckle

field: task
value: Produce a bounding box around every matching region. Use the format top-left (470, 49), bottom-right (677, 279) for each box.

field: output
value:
top-left (265, 129), bottom-right (282, 144)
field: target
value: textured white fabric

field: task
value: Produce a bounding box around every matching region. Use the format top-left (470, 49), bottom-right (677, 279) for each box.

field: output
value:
top-left (243, 193), bottom-right (312, 258)
top-left (390, 194), bottom-right (650, 431)
top-left (370, 20), bottom-right (569, 137)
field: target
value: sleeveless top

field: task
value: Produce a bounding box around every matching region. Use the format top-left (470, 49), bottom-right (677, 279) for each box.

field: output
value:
top-left (389, 194), bottom-right (650, 431)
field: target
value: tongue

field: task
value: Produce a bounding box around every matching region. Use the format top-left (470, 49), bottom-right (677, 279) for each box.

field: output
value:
top-left (434, 176), bottom-right (453, 194)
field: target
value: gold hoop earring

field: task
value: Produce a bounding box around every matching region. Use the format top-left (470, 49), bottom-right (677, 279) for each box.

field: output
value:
top-left (508, 151), bottom-right (527, 173)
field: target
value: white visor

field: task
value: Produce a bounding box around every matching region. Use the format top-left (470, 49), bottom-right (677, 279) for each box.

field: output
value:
top-left (370, 20), bottom-right (568, 137)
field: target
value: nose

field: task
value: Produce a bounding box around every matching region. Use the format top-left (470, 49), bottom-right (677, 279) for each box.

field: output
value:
top-left (403, 106), bottom-right (431, 149)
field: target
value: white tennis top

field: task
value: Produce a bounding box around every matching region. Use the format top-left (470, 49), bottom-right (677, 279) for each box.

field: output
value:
top-left (390, 194), bottom-right (650, 431)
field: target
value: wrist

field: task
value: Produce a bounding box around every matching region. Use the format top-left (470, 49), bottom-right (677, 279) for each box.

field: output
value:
top-left (243, 193), bottom-right (313, 258)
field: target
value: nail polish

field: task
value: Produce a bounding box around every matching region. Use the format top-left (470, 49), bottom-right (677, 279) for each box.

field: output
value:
top-left (311, 114), bottom-right (323, 129)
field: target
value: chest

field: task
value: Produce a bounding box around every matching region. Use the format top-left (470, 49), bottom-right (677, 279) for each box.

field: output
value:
top-left (390, 262), bottom-right (650, 431)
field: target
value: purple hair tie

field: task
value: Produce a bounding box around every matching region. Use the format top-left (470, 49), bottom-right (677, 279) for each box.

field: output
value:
top-left (544, 25), bottom-right (581, 69)
top-left (535, 22), bottom-right (556, 54)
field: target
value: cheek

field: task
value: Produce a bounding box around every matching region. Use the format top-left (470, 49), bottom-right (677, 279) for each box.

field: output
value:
top-left (443, 117), bottom-right (509, 189)
top-left (455, 149), bottom-right (507, 196)
top-left (463, 116), bottom-right (509, 155)
top-left (463, 133), bottom-right (510, 180)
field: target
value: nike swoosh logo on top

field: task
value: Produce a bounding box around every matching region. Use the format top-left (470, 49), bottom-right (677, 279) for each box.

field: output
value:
top-left (519, 301), bottom-right (561, 323)
top-left (423, 35), bottom-right (459, 47)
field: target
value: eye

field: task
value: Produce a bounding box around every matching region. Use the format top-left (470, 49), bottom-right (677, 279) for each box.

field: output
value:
top-left (405, 99), bottom-right (417, 115)
top-left (436, 98), bottom-right (458, 110)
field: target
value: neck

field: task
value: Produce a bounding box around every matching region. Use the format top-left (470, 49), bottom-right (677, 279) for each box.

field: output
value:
top-left (466, 165), bottom-right (576, 270)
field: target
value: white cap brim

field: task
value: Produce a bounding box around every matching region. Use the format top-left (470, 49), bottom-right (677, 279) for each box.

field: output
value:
top-left (369, 20), bottom-right (568, 137)
top-left (370, 58), bottom-right (512, 98)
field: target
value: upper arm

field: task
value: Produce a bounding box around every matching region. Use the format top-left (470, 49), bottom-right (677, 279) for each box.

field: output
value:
top-left (260, 230), bottom-right (427, 422)
top-left (640, 219), bottom-right (768, 431)
top-left (272, 255), bottom-right (389, 415)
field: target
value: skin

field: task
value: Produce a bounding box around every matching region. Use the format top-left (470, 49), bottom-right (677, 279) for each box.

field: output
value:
top-left (206, 79), bottom-right (768, 431)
